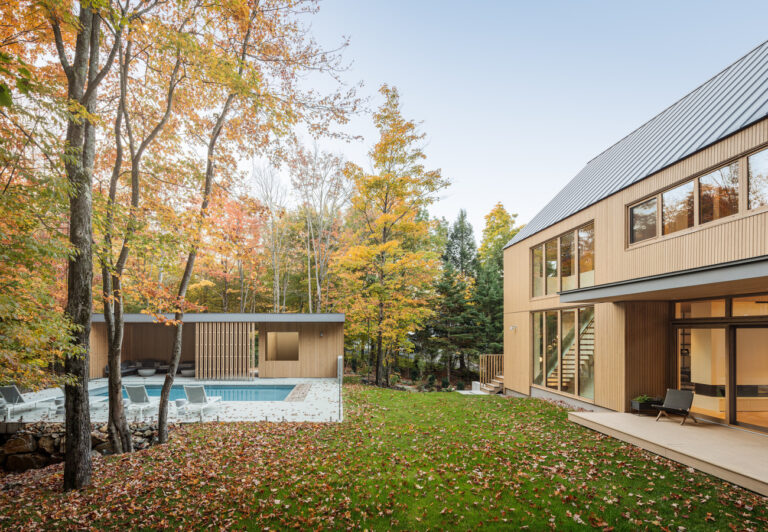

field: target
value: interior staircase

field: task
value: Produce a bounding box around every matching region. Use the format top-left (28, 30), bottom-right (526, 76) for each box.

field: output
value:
top-left (546, 316), bottom-right (594, 390)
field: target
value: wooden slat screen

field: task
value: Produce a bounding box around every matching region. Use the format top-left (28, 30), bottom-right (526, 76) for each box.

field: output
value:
top-left (195, 321), bottom-right (255, 380)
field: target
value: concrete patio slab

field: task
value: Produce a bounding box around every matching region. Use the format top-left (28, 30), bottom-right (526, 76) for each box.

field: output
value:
top-left (570, 411), bottom-right (768, 497)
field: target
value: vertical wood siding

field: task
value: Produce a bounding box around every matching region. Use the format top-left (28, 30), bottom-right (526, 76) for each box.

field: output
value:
top-left (258, 322), bottom-right (343, 378)
top-left (624, 302), bottom-right (670, 411)
top-left (195, 322), bottom-right (255, 380)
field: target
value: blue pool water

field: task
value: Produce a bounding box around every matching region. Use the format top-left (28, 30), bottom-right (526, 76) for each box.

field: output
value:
top-left (92, 384), bottom-right (294, 402)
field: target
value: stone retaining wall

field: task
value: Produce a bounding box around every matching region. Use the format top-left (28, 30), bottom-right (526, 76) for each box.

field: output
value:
top-left (0, 422), bottom-right (165, 473)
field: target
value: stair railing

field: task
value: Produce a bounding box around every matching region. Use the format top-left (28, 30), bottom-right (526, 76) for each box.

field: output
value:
top-left (479, 354), bottom-right (503, 386)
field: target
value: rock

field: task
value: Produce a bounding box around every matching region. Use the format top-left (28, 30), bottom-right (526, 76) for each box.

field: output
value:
top-left (99, 424), bottom-right (108, 433)
top-left (4, 434), bottom-right (37, 454)
top-left (90, 450), bottom-right (102, 461)
top-left (94, 442), bottom-right (112, 455)
top-left (38, 435), bottom-right (56, 455)
top-left (6, 453), bottom-right (47, 472)
top-left (58, 437), bottom-right (66, 455)
top-left (91, 431), bottom-right (107, 447)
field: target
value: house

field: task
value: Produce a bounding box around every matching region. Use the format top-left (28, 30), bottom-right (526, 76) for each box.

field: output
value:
top-left (503, 41), bottom-right (768, 432)
top-left (89, 313), bottom-right (344, 380)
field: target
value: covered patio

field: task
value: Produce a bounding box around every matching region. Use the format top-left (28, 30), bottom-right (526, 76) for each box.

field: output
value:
top-left (570, 411), bottom-right (768, 496)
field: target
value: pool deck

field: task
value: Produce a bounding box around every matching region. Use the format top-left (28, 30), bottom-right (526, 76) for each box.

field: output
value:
top-left (4, 376), bottom-right (342, 425)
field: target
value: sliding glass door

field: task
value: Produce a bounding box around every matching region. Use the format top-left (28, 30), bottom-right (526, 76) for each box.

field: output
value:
top-left (735, 327), bottom-right (768, 430)
top-left (677, 327), bottom-right (726, 422)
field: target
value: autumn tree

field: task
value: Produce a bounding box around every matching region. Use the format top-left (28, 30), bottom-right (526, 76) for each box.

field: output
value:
top-left (95, 4), bottom-right (189, 455)
top-left (477, 201), bottom-right (519, 271)
top-left (157, 0), bottom-right (358, 442)
top-left (0, 12), bottom-right (74, 390)
top-left (253, 165), bottom-right (288, 312)
top-left (43, 0), bottom-right (146, 490)
top-left (290, 143), bottom-right (347, 312)
top-left (473, 202), bottom-right (520, 354)
top-left (333, 85), bottom-right (448, 386)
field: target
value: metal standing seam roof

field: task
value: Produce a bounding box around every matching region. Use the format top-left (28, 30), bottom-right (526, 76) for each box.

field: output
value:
top-left (91, 313), bottom-right (345, 324)
top-left (507, 40), bottom-right (768, 248)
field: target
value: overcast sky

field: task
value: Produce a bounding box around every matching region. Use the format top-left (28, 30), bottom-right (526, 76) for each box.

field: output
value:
top-left (303, 0), bottom-right (768, 240)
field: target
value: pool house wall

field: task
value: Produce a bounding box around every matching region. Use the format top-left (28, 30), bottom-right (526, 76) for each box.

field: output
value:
top-left (89, 313), bottom-right (345, 380)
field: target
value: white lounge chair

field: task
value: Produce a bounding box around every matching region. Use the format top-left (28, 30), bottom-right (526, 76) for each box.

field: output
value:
top-left (0, 386), bottom-right (55, 418)
top-left (124, 385), bottom-right (159, 421)
top-left (183, 385), bottom-right (221, 421)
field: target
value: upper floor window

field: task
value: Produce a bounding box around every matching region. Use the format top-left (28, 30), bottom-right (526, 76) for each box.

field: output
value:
top-left (531, 222), bottom-right (594, 297)
top-left (629, 197), bottom-right (657, 244)
top-left (748, 148), bottom-right (768, 209)
top-left (629, 159), bottom-right (745, 244)
top-left (662, 181), bottom-right (694, 235)
top-left (699, 163), bottom-right (739, 223)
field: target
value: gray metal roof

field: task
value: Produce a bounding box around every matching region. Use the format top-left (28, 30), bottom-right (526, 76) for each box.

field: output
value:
top-left (92, 313), bottom-right (345, 324)
top-left (507, 40), bottom-right (768, 248)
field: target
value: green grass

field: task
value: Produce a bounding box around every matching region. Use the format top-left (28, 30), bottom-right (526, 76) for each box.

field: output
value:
top-left (0, 386), bottom-right (766, 530)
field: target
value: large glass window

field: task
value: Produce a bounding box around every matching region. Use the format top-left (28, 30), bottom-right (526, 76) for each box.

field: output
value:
top-left (699, 163), bottom-right (739, 223)
top-left (748, 148), bottom-right (768, 210)
top-left (578, 307), bottom-right (595, 400)
top-left (560, 310), bottom-right (576, 395)
top-left (629, 197), bottom-right (657, 243)
top-left (545, 311), bottom-right (559, 389)
top-left (532, 246), bottom-right (544, 297)
top-left (532, 306), bottom-right (595, 400)
top-left (662, 181), bottom-right (694, 235)
top-left (545, 239), bottom-right (558, 295)
top-left (532, 312), bottom-right (544, 386)
top-left (732, 294), bottom-right (768, 316)
top-left (560, 232), bottom-right (576, 291)
top-left (578, 223), bottom-right (595, 287)
top-left (735, 328), bottom-right (768, 430)
top-left (675, 299), bottom-right (726, 319)
top-left (531, 223), bottom-right (595, 298)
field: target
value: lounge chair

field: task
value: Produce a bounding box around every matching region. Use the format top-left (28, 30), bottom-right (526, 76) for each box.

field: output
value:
top-left (183, 385), bottom-right (221, 420)
top-left (124, 385), bottom-right (159, 421)
top-left (0, 385), bottom-right (55, 418)
top-left (653, 388), bottom-right (697, 425)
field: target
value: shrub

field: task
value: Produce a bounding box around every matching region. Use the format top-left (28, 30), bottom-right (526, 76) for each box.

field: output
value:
top-left (427, 374), bottom-right (436, 387)
top-left (389, 373), bottom-right (400, 386)
top-left (441, 378), bottom-right (450, 389)
top-left (456, 381), bottom-right (465, 391)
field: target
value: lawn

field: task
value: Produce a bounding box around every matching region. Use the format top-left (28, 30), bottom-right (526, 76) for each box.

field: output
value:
top-left (1, 386), bottom-right (766, 530)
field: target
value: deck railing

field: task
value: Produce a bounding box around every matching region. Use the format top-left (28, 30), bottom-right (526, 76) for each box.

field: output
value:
top-left (479, 354), bottom-right (503, 386)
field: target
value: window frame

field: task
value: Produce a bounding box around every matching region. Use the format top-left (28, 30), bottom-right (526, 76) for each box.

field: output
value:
top-left (530, 221), bottom-right (595, 299)
top-left (530, 305), bottom-right (595, 403)
top-left (626, 144), bottom-right (768, 249)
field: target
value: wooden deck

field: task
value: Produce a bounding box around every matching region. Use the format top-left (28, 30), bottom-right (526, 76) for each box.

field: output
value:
top-left (569, 411), bottom-right (768, 497)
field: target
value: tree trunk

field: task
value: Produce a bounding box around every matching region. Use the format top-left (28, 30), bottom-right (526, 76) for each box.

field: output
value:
top-left (375, 300), bottom-right (384, 386)
top-left (58, 5), bottom-right (116, 490)
top-left (102, 273), bottom-right (133, 453)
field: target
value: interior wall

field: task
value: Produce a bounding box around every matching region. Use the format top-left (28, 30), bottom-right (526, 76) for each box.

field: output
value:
top-left (123, 323), bottom-right (195, 363)
top-left (266, 332), bottom-right (300, 361)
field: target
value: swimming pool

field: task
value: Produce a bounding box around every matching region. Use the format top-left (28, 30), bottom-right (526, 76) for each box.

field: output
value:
top-left (91, 384), bottom-right (295, 402)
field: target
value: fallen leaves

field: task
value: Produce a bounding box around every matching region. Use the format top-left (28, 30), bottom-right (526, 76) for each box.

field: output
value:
top-left (0, 386), bottom-right (766, 530)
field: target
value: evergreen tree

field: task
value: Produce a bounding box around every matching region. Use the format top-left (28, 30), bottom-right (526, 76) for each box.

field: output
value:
top-left (444, 209), bottom-right (477, 278)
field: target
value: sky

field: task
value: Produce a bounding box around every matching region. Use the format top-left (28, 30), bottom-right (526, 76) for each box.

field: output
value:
top-left (300, 0), bottom-right (768, 241)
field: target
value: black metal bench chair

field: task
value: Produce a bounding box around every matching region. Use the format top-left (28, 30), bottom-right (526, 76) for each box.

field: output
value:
top-left (653, 388), bottom-right (697, 425)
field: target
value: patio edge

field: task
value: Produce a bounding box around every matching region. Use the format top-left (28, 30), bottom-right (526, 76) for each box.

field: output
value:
top-left (568, 412), bottom-right (768, 497)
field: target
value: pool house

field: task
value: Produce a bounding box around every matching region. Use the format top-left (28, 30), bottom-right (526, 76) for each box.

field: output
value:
top-left (89, 313), bottom-right (345, 380)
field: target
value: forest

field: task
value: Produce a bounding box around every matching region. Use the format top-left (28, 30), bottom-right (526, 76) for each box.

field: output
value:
top-left (0, 0), bottom-right (519, 488)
